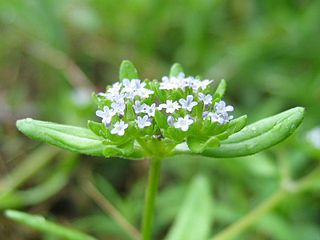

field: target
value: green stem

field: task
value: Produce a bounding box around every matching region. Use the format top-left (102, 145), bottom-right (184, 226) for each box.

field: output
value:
top-left (213, 189), bottom-right (287, 240)
top-left (142, 158), bottom-right (162, 240)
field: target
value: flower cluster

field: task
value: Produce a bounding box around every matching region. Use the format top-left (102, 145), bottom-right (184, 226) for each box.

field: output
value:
top-left (95, 72), bottom-right (234, 140)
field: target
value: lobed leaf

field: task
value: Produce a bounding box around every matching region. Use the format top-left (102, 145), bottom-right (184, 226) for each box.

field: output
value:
top-left (174, 107), bottom-right (305, 158)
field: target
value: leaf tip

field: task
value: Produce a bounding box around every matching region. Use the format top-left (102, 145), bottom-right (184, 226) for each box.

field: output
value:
top-left (16, 118), bottom-right (33, 132)
top-left (119, 60), bottom-right (139, 80)
top-left (170, 63), bottom-right (184, 77)
top-left (4, 209), bottom-right (18, 219)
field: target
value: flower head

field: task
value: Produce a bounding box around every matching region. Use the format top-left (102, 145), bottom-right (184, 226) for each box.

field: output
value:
top-left (93, 62), bottom-right (237, 156)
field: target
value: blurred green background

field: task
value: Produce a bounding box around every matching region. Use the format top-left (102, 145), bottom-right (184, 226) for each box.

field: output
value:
top-left (0, 0), bottom-right (320, 239)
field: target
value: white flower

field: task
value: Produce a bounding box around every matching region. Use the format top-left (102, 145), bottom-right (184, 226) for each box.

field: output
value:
top-left (121, 79), bottom-right (154, 99)
top-left (160, 73), bottom-right (186, 90)
top-left (179, 95), bottom-right (198, 112)
top-left (174, 115), bottom-right (194, 131)
top-left (131, 79), bottom-right (146, 91)
top-left (208, 112), bottom-right (225, 124)
top-left (106, 92), bottom-right (125, 102)
top-left (133, 101), bottom-right (146, 114)
top-left (121, 79), bottom-right (134, 93)
top-left (136, 115), bottom-right (152, 128)
top-left (184, 76), bottom-right (195, 88)
top-left (198, 93), bottom-right (212, 105)
top-left (215, 100), bottom-right (234, 113)
top-left (191, 79), bottom-right (202, 92)
top-left (306, 127), bottom-right (320, 149)
top-left (208, 111), bottom-right (233, 124)
top-left (123, 91), bottom-right (136, 100)
top-left (167, 115), bottom-right (174, 126)
top-left (202, 111), bottom-right (209, 118)
top-left (111, 100), bottom-right (126, 115)
top-left (158, 100), bottom-right (181, 114)
top-left (97, 92), bottom-right (107, 97)
top-left (199, 79), bottom-right (213, 90)
top-left (174, 72), bottom-right (187, 89)
top-left (107, 82), bottom-right (122, 95)
top-left (96, 106), bottom-right (115, 125)
top-left (160, 76), bottom-right (175, 90)
top-left (111, 120), bottom-right (128, 136)
top-left (136, 87), bottom-right (154, 99)
top-left (143, 103), bottom-right (156, 117)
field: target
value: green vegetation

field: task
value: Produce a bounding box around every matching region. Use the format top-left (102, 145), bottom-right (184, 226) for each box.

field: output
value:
top-left (0, 1), bottom-right (319, 239)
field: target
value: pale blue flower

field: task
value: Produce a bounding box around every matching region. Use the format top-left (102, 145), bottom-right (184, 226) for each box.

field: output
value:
top-left (215, 100), bottom-right (234, 113)
top-left (198, 93), bottom-right (213, 105)
top-left (158, 100), bottom-right (181, 114)
top-left (96, 106), bottom-right (115, 125)
top-left (133, 101), bottom-right (146, 114)
top-left (179, 95), bottom-right (198, 112)
top-left (174, 115), bottom-right (194, 131)
top-left (143, 103), bottom-right (156, 117)
top-left (208, 112), bottom-right (225, 124)
top-left (167, 116), bottom-right (175, 126)
top-left (111, 120), bottom-right (128, 136)
top-left (111, 100), bottom-right (126, 115)
top-left (136, 115), bottom-right (152, 128)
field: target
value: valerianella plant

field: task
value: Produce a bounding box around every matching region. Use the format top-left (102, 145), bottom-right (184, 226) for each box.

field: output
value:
top-left (16, 60), bottom-right (305, 240)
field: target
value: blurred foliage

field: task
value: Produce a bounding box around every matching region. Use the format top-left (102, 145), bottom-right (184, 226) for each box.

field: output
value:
top-left (0, 0), bottom-right (319, 239)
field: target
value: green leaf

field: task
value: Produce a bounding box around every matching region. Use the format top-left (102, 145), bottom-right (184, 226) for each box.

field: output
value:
top-left (155, 111), bottom-right (168, 129)
top-left (174, 107), bottom-right (305, 158)
top-left (170, 63), bottom-right (184, 77)
top-left (87, 120), bottom-right (104, 137)
top-left (215, 115), bottom-right (247, 140)
top-left (103, 140), bottom-right (134, 158)
top-left (187, 136), bottom-right (220, 153)
top-left (165, 175), bottom-right (213, 240)
top-left (214, 79), bottom-right (227, 99)
top-left (5, 210), bottom-right (96, 240)
top-left (17, 119), bottom-right (105, 156)
top-left (187, 116), bottom-right (246, 153)
top-left (119, 60), bottom-right (139, 81)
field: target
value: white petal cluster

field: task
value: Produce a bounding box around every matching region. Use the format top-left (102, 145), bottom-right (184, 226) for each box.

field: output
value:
top-left (95, 72), bottom-right (234, 137)
top-left (160, 72), bottom-right (213, 92)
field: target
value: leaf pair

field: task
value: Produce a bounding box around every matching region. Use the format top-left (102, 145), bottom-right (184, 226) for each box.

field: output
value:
top-left (16, 107), bottom-right (304, 159)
